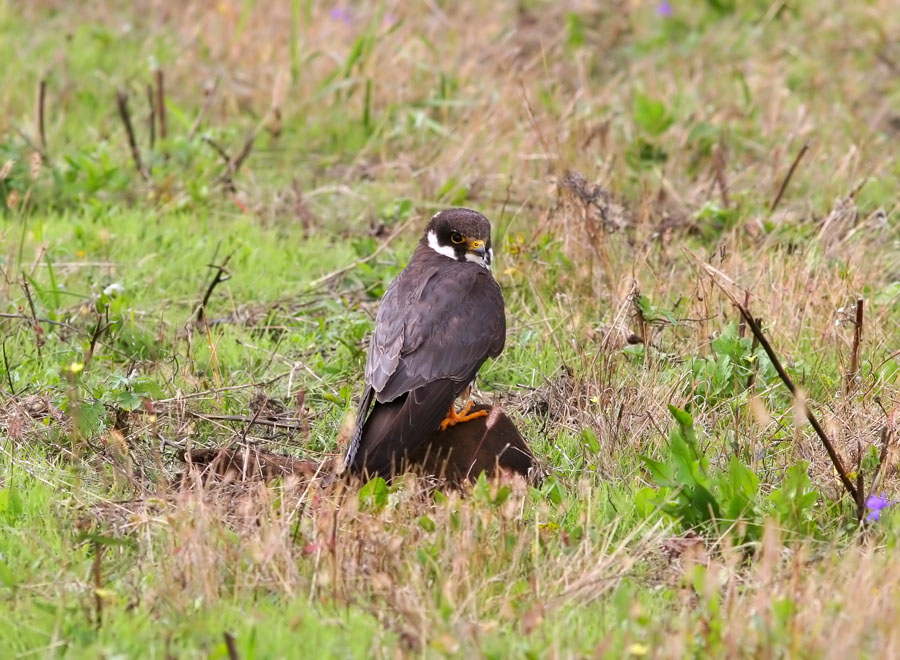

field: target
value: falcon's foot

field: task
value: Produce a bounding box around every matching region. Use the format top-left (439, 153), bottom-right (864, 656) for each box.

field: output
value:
top-left (440, 400), bottom-right (487, 431)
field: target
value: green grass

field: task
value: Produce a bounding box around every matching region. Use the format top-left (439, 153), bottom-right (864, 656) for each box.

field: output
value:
top-left (2, 0), bottom-right (900, 656)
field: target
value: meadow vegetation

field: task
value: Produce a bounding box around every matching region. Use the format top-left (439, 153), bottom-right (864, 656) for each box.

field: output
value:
top-left (1, 0), bottom-right (900, 656)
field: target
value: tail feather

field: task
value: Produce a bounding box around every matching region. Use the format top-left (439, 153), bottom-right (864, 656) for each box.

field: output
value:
top-left (347, 379), bottom-right (458, 478)
top-left (343, 385), bottom-right (375, 471)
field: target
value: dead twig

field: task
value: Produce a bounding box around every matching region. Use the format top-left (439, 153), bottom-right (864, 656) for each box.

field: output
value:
top-left (223, 632), bottom-right (240, 660)
top-left (306, 213), bottom-right (417, 291)
top-left (146, 83), bottom-right (156, 150)
top-left (92, 540), bottom-right (103, 628)
top-left (188, 78), bottom-right (220, 140)
top-left (846, 298), bottom-right (863, 394)
top-left (202, 130), bottom-right (256, 193)
top-left (21, 277), bottom-right (44, 363)
top-left (0, 312), bottom-right (72, 328)
top-left (2, 338), bottom-right (17, 394)
top-left (713, 142), bottom-right (729, 209)
top-left (35, 77), bottom-right (48, 156)
top-left (691, 254), bottom-right (860, 506)
top-left (154, 69), bottom-right (167, 140)
top-left (195, 253), bottom-right (233, 323)
top-left (770, 142), bottom-right (809, 213)
top-left (742, 308), bottom-right (859, 505)
top-left (155, 370), bottom-right (293, 404)
top-left (84, 309), bottom-right (117, 369)
top-left (115, 89), bottom-right (149, 181)
top-left (188, 411), bottom-right (305, 431)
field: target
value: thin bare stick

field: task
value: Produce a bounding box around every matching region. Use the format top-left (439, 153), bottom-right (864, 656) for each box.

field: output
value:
top-left (196, 254), bottom-right (233, 322)
top-left (155, 369), bottom-right (292, 404)
top-left (154, 69), bottom-right (167, 140)
top-left (742, 309), bottom-right (858, 502)
top-left (84, 310), bottom-right (116, 369)
top-left (187, 78), bottom-right (220, 140)
top-left (2, 338), bottom-right (16, 394)
top-left (693, 257), bottom-right (859, 503)
top-left (713, 142), bottom-right (730, 209)
top-left (92, 541), bottom-right (103, 628)
top-left (21, 277), bottom-right (44, 363)
top-left (201, 136), bottom-right (231, 165)
top-left (146, 83), bottom-right (156, 150)
top-left (203, 131), bottom-right (257, 193)
top-left (770, 142), bottom-right (809, 213)
top-left (189, 411), bottom-right (304, 431)
top-left (115, 89), bottom-right (148, 181)
top-left (35, 77), bottom-right (48, 156)
top-left (223, 632), bottom-right (240, 660)
top-left (230, 132), bottom-right (256, 176)
top-left (306, 214), bottom-right (417, 291)
top-left (846, 298), bottom-right (863, 393)
top-left (0, 312), bottom-right (72, 327)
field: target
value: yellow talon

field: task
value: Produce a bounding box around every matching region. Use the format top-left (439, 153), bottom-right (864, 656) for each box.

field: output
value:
top-left (440, 400), bottom-right (488, 431)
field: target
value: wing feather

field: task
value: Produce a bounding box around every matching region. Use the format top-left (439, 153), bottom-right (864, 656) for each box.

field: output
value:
top-left (349, 249), bottom-right (506, 477)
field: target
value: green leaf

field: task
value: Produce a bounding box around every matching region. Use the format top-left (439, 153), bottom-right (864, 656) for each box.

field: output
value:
top-left (640, 455), bottom-right (677, 487)
top-left (0, 559), bottom-right (17, 588)
top-left (543, 477), bottom-right (566, 506)
top-left (581, 427), bottom-right (601, 454)
top-left (565, 12), bottom-right (585, 47)
top-left (633, 92), bottom-right (673, 136)
top-left (0, 486), bottom-right (24, 522)
top-left (358, 477), bottom-right (389, 510)
top-left (113, 390), bottom-right (142, 411)
top-left (418, 515), bottom-right (436, 533)
top-left (132, 377), bottom-right (165, 400)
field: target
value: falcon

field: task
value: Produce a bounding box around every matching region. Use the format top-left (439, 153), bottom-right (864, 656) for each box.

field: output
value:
top-left (344, 208), bottom-right (506, 478)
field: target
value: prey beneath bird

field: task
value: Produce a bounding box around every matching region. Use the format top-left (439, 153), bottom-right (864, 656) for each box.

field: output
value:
top-left (344, 208), bottom-right (506, 478)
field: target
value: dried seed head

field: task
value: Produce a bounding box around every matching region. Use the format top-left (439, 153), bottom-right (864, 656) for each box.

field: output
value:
top-left (30, 151), bottom-right (41, 180)
top-left (6, 190), bottom-right (19, 209)
top-left (0, 159), bottom-right (13, 181)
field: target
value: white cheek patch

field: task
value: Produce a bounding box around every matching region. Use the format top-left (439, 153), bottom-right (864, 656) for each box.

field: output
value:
top-left (464, 251), bottom-right (491, 269)
top-left (427, 230), bottom-right (457, 260)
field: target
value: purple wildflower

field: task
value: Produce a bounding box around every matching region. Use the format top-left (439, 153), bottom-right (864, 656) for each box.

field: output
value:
top-left (866, 494), bottom-right (894, 522)
top-left (657, 1), bottom-right (673, 16)
top-left (329, 7), bottom-right (352, 24)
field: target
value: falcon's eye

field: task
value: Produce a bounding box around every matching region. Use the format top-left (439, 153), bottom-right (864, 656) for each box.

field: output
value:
top-left (450, 232), bottom-right (465, 244)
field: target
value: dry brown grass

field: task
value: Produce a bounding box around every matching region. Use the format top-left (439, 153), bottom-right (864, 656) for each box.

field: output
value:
top-left (2, 0), bottom-right (900, 655)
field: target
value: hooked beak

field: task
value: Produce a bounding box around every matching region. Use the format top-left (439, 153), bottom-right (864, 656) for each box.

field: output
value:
top-left (468, 239), bottom-right (486, 258)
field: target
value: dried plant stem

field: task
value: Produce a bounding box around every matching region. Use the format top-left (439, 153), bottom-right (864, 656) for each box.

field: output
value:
top-left (35, 77), bottom-right (48, 156)
top-left (223, 632), bottom-right (240, 660)
top-left (196, 254), bottom-right (233, 323)
top-left (739, 306), bottom-right (858, 504)
top-left (146, 83), bottom-right (156, 150)
top-left (21, 277), bottom-right (43, 363)
top-left (188, 411), bottom-right (304, 431)
top-left (115, 89), bottom-right (149, 181)
top-left (692, 254), bottom-right (860, 505)
top-left (154, 69), bottom-right (167, 139)
top-left (305, 214), bottom-right (417, 291)
top-left (84, 311), bottom-right (116, 369)
top-left (92, 541), bottom-right (103, 628)
top-left (770, 142), bottom-right (809, 213)
top-left (2, 339), bottom-right (16, 394)
top-left (713, 142), bottom-right (730, 208)
top-left (846, 298), bottom-right (863, 393)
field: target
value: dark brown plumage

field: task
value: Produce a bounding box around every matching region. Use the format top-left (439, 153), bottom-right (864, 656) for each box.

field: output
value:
top-left (180, 405), bottom-right (538, 487)
top-left (407, 404), bottom-right (539, 484)
top-left (345, 208), bottom-right (506, 478)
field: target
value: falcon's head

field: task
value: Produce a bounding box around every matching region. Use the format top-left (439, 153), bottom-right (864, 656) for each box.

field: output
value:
top-left (423, 208), bottom-right (494, 269)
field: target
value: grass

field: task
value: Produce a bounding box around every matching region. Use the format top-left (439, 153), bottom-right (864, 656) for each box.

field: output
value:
top-left (2, 0), bottom-right (900, 656)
